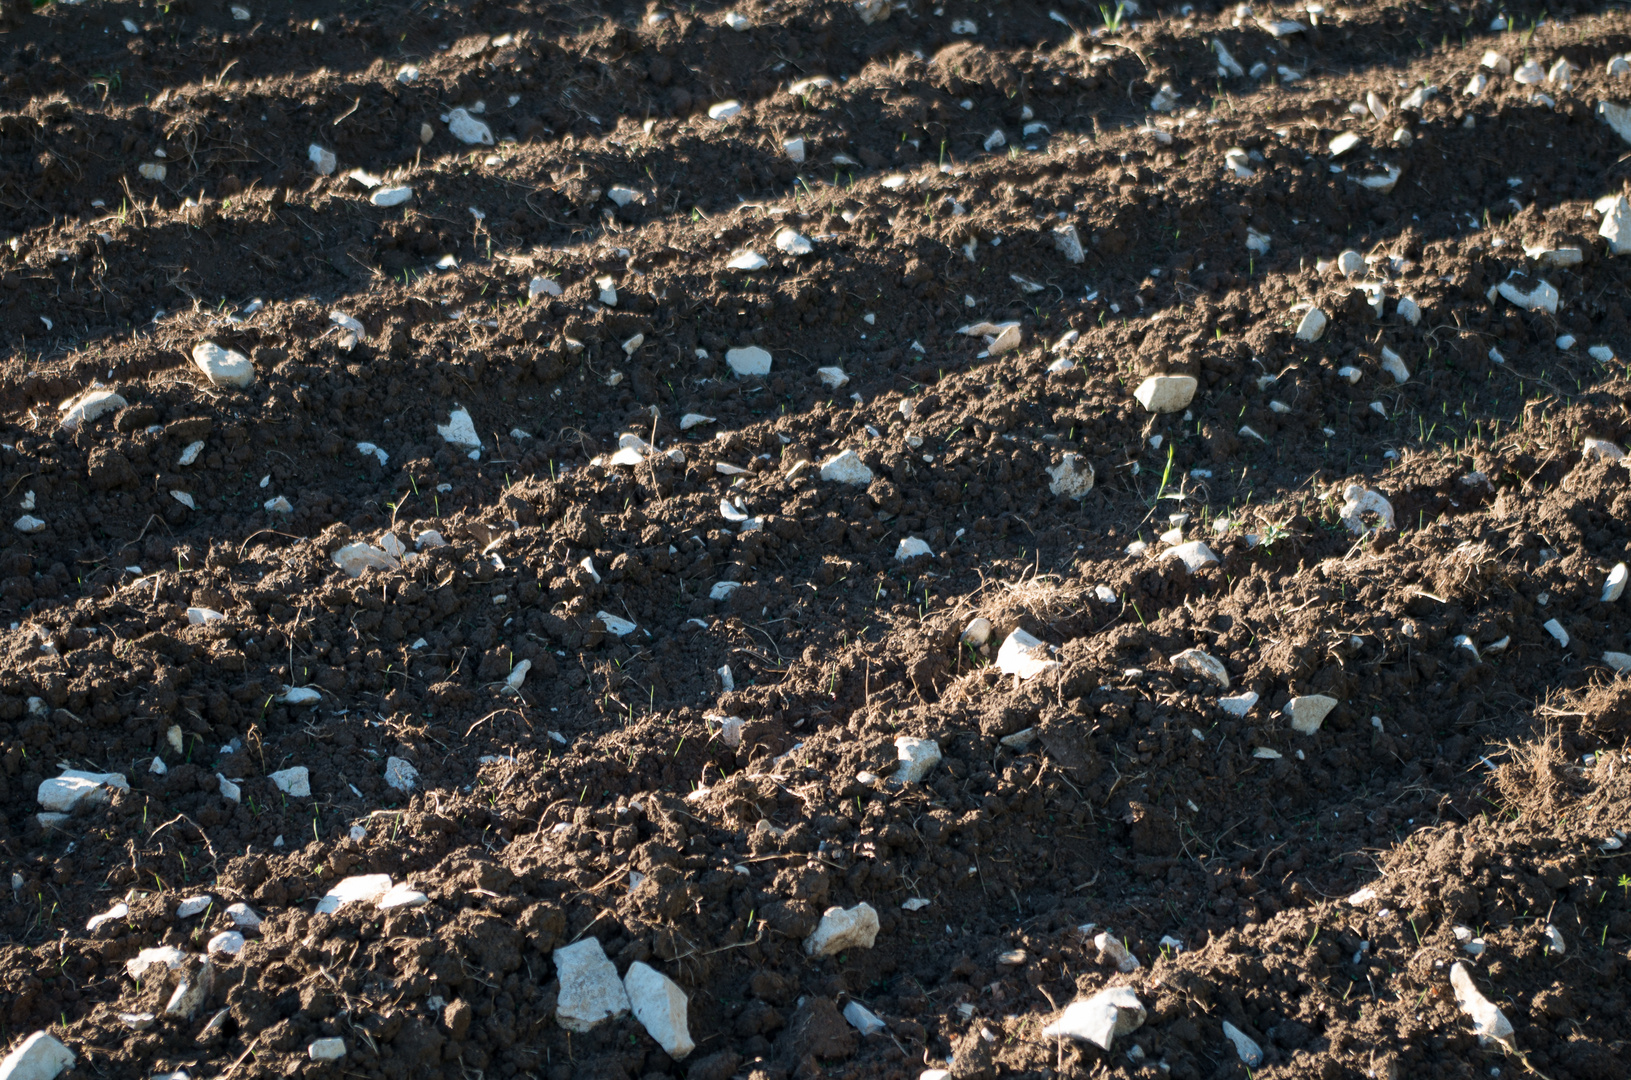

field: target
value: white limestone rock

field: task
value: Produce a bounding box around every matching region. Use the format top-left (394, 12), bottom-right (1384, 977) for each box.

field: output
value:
top-left (1450, 962), bottom-right (1516, 1052)
top-left (1047, 453), bottom-right (1095, 498)
top-left (1170, 649), bottom-right (1229, 689)
top-left (1285, 694), bottom-right (1338, 734)
top-left (446, 108), bottom-right (494, 145)
top-left (60, 389), bottom-right (127, 433)
top-left (894, 737), bottom-right (942, 783)
top-left (805, 903), bottom-right (880, 957)
top-left (1041, 987), bottom-right (1146, 1051)
top-left (554, 938), bottom-right (631, 1031)
top-left (996, 629), bottom-right (1059, 680)
top-left (1295, 308), bottom-right (1328, 342)
top-left (269, 767), bottom-right (310, 797)
top-left (725, 346), bottom-right (772, 376)
top-left (331, 542), bottom-right (400, 578)
top-left (191, 342), bottom-right (254, 388)
top-left (820, 449), bottom-right (874, 485)
top-left (384, 757), bottom-right (419, 793)
top-left (623, 961), bottom-right (694, 1059)
top-left (895, 537), bottom-right (933, 561)
top-left (314, 874), bottom-right (393, 914)
top-left (0, 1032), bottom-right (75, 1080)
top-left (1163, 540), bottom-right (1220, 572)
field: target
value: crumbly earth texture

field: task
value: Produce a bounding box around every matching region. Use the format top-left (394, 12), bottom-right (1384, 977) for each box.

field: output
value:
top-left (1, 1), bottom-right (1630, 1078)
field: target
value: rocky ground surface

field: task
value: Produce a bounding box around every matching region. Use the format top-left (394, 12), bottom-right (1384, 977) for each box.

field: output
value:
top-left (1, 0), bottom-right (1630, 1078)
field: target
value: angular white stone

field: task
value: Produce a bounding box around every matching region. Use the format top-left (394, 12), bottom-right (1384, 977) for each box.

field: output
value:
top-left (378, 883), bottom-right (430, 910)
top-left (269, 766), bottom-right (310, 797)
top-left (895, 737), bottom-right (942, 783)
top-left (1497, 273), bottom-right (1558, 313)
top-left (1219, 691), bottom-right (1258, 717)
top-left (1450, 962), bottom-right (1516, 1051)
top-left (895, 537), bottom-right (933, 561)
top-left (782, 137), bottom-right (805, 163)
top-left (805, 903), bottom-right (880, 956)
top-left (995, 628), bottom-right (1059, 680)
top-left (1171, 649), bottom-right (1229, 689)
top-left (1163, 540), bottom-right (1220, 572)
top-left (126, 946), bottom-right (187, 980)
top-left (308, 1037), bottom-right (347, 1061)
top-left (817, 366), bottom-right (850, 389)
top-left (1397, 296), bottom-right (1421, 325)
top-left (1295, 308), bottom-right (1328, 342)
top-left (1583, 437), bottom-right (1625, 461)
top-left (1053, 223), bottom-right (1085, 263)
top-left (13, 515), bottom-right (44, 534)
top-left (820, 449), bottom-right (873, 485)
top-left (279, 686), bottom-right (320, 705)
top-left (138, 162), bottom-right (166, 181)
top-left (1041, 986), bottom-right (1145, 1050)
top-left (774, 228), bottom-right (813, 255)
top-left (315, 874), bottom-right (393, 914)
top-left (447, 108), bottom-right (494, 145)
top-left (368, 185), bottom-right (413, 207)
top-left (207, 931), bottom-right (246, 957)
top-left (596, 611), bottom-right (638, 637)
top-left (726, 251), bottom-right (767, 271)
top-left (176, 895), bottom-right (213, 918)
top-left (437, 407), bottom-right (481, 448)
top-left (187, 606), bottom-right (224, 625)
top-left (332, 542), bottom-right (399, 578)
top-left (989, 324), bottom-right (1024, 355)
top-left (1604, 652), bottom-right (1631, 672)
top-left (384, 757), bottom-right (419, 793)
top-left (264, 495), bottom-right (293, 514)
top-left (1285, 694), bottom-right (1338, 734)
top-left (1094, 931), bottom-right (1140, 972)
top-left (1222, 1021), bottom-right (1264, 1067)
top-left (308, 144), bottom-right (337, 175)
top-left (843, 1000), bottom-right (887, 1036)
top-left (1605, 564), bottom-right (1628, 603)
top-left (86, 902), bottom-right (129, 931)
top-left (217, 775), bottom-right (241, 803)
top-left (1131, 374), bottom-right (1199, 417)
top-left (191, 342), bottom-right (254, 388)
top-left (0, 1032), bottom-right (75, 1080)
top-left (725, 346), bottom-right (772, 376)
top-left (1379, 347), bottom-right (1409, 383)
top-left (555, 938), bottom-right (631, 1031)
top-left (961, 617), bottom-right (992, 646)
top-left (226, 903), bottom-right (261, 930)
top-left (708, 100), bottom-right (742, 120)
top-left (529, 276), bottom-right (563, 299)
top-left (1544, 619), bottom-right (1570, 647)
top-left (60, 389), bottom-right (127, 433)
top-left (1602, 196), bottom-right (1631, 255)
top-left (37, 773), bottom-right (121, 813)
top-left (165, 960), bottom-right (213, 1018)
top-left (623, 961), bottom-right (694, 1059)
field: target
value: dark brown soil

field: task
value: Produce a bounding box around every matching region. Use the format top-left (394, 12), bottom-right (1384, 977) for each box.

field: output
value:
top-left (2, 1), bottom-right (1631, 1078)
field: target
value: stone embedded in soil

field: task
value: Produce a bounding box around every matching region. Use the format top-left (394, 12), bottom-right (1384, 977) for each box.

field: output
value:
top-left (447, 108), bottom-right (494, 145)
top-left (1221, 1021), bottom-right (1265, 1067)
top-left (895, 537), bottom-right (933, 561)
top-left (315, 874), bottom-right (394, 914)
top-left (60, 389), bottom-right (126, 433)
top-left (126, 946), bottom-right (186, 980)
top-left (226, 904), bottom-right (261, 930)
top-left (207, 931), bottom-right (245, 957)
top-left (279, 686), bottom-right (320, 705)
top-left (820, 449), bottom-right (873, 485)
top-left (1601, 196), bottom-right (1631, 255)
top-left (817, 366), bottom-right (850, 389)
top-left (1054, 223), bottom-right (1085, 263)
top-left (165, 960), bottom-right (213, 1018)
top-left (1544, 619), bottom-right (1570, 647)
top-left (727, 250), bottom-right (768, 271)
top-left (268, 766), bottom-right (309, 797)
top-left (1170, 648), bottom-right (1229, 689)
top-left (623, 961), bottom-right (694, 1059)
top-left (86, 902), bottom-right (128, 932)
top-left (217, 775), bottom-right (241, 803)
top-left (842, 1001), bottom-right (887, 1037)
top-left (596, 611), bottom-right (638, 636)
top-left (504, 659), bottom-right (531, 693)
top-left (988, 323), bottom-right (1024, 355)
top-left (996, 629), bottom-right (1059, 680)
top-left (38, 770), bottom-right (127, 813)
top-left (1295, 308), bottom-right (1328, 342)
top-left (774, 228), bottom-right (813, 255)
top-left (1132, 374), bottom-right (1198, 415)
top-left (1583, 437), bottom-right (1624, 460)
top-left (384, 756), bottom-right (420, 792)
top-left (186, 606), bottom-right (224, 625)
top-left (1041, 987), bottom-right (1146, 1051)
top-left (191, 342), bottom-right (254, 388)
top-left (1605, 563), bottom-right (1628, 602)
top-left (961, 617), bottom-right (992, 646)
top-left (437, 407), bottom-right (482, 448)
top-left (805, 902), bottom-right (880, 957)
top-left (1397, 296), bottom-right (1422, 324)
top-left (332, 542), bottom-right (400, 578)
top-left (0, 1032), bottom-right (75, 1080)
top-left (13, 515), bottom-right (44, 534)
top-left (901, 897), bottom-right (932, 911)
top-left (1163, 540), bottom-right (1220, 572)
top-left (1497, 272), bottom-right (1559, 313)
top-left (554, 938), bottom-right (631, 1032)
top-left (1450, 962), bottom-right (1517, 1052)
top-left (176, 895), bottom-right (213, 918)
top-left (1600, 101), bottom-right (1631, 145)
top-left (1340, 486), bottom-right (1396, 533)
top-left (1094, 931), bottom-right (1140, 972)
top-left (725, 346), bottom-right (772, 376)
top-left (1380, 347), bottom-right (1410, 383)
top-left (378, 883), bottom-right (430, 910)
top-left (1046, 454), bottom-right (1095, 499)
top-left (308, 1038), bottom-right (347, 1062)
top-left (1285, 695), bottom-right (1339, 734)
top-left (708, 100), bottom-right (743, 119)
top-left (894, 736), bottom-right (942, 783)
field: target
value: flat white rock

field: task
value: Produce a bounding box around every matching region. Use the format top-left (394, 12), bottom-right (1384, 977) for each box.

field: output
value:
top-left (1497, 273), bottom-right (1558, 313)
top-left (1041, 987), bottom-right (1146, 1051)
top-left (708, 100), bottom-right (742, 120)
top-left (13, 515), bottom-right (44, 534)
top-left (895, 736), bottom-right (942, 783)
top-left (279, 686), bottom-right (320, 705)
top-left (267, 766), bottom-right (309, 797)
top-left (314, 874), bottom-right (393, 914)
top-left (207, 931), bottom-right (246, 957)
top-left (554, 938), bottom-right (631, 1031)
top-left (176, 894), bottom-right (213, 918)
top-left (0, 1032), bottom-right (75, 1080)
top-left (1605, 563), bottom-right (1628, 602)
top-left (1600, 101), bottom-right (1631, 145)
top-left (1163, 540), bottom-right (1220, 572)
top-left (817, 366), bottom-right (850, 389)
top-left (1221, 1021), bottom-right (1264, 1067)
top-left (86, 902), bottom-right (129, 931)
top-left (679, 413), bottom-right (715, 431)
top-left (308, 143), bottom-right (336, 175)
top-left (226, 903), bottom-right (261, 930)
top-left (437, 407), bottom-right (482, 448)
top-left (843, 1000), bottom-right (887, 1036)
top-left (126, 946), bottom-right (187, 979)
top-left (38, 771), bottom-right (126, 812)
top-left (1285, 694), bottom-right (1338, 734)
top-left (191, 342), bottom-right (254, 388)
top-left (186, 606), bottom-right (224, 625)
top-left (774, 228), bottom-right (813, 255)
top-left (820, 449), bottom-right (873, 485)
top-left (1397, 296), bottom-right (1421, 324)
top-left (1583, 437), bottom-right (1625, 461)
top-left (1134, 374), bottom-right (1197, 414)
top-left (1219, 691), bottom-right (1259, 717)
top-left (370, 186), bottom-right (412, 207)
top-left (1053, 223), bottom-right (1085, 263)
top-left (309, 1038), bottom-right (347, 1062)
top-left (1094, 932), bottom-right (1140, 973)
top-left (895, 537), bottom-right (933, 561)
top-left (60, 389), bottom-right (127, 433)
top-left (1047, 453), bottom-right (1095, 498)
top-left (1295, 308), bottom-right (1328, 342)
top-left (725, 346), bottom-right (772, 376)
top-left (1544, 619), bottom-right (1570, 647)
top-left (596, 611), bottom-right (638, 637)
top-left (805, 902), bottom-right (880, 956)
top-left (1379, 347), bottom-right (1410, 383)
top-left (377, 883), bottom-right (430, 910)
top-left (384, 757), bottom-right (419, 793)
top-left (446, 108), bottom-right (494, 145)
top-left (997, 629), bottom-right (1059, 679)
top-left (1340, 486), bottom-right (1395, 532)
top-left (332, 542), bottom-right (400, 578)
top-left (1171, 649), bottom-right (1229, 689)
top-left (726, 251), bottom-right (767, 271)
top-left (1602, 196), bottom-right (1631, 255)
top-left (623, 961), bottom-right (694, 1059)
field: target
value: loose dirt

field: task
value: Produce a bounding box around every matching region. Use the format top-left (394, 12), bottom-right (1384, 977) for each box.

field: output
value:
top-left (2, 1), bottom-right (1630, 1079)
